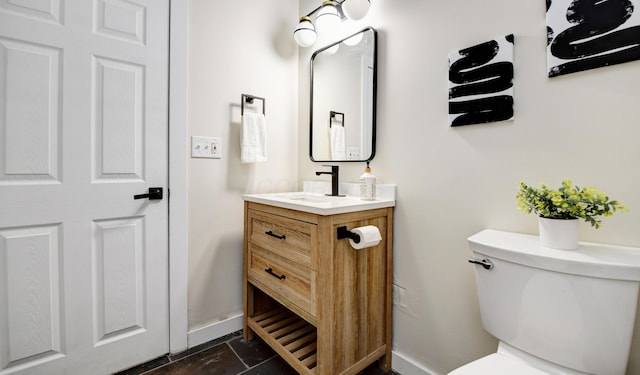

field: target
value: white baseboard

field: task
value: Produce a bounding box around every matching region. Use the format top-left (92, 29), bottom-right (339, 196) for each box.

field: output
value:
top-left (186, 313), bottom-right (244, 349)
top-left (392, 350), bottom-right (444, 375)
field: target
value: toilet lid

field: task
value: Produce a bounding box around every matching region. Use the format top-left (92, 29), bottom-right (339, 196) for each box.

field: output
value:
top-left (449, 353), bottom-right (548, 375)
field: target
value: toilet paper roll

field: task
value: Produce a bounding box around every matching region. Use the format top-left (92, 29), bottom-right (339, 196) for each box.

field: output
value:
top-left (349, 225), bottom-right (382, 250)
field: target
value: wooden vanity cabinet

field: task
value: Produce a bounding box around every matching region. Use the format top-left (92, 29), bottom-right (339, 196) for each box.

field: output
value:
top-left (243, 201), bottom-right (393, 375)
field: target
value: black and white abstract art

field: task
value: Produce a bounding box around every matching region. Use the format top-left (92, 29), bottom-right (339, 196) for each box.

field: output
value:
top-left (448, 35), bottom-right (514, 127)
top-left (547, 0), bottom-right (640, 77)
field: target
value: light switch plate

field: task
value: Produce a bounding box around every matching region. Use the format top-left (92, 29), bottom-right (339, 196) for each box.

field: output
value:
top-left (191, 136), bottom-right (222, 159)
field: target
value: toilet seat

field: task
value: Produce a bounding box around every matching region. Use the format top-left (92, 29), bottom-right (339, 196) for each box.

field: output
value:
top-left (448, 353), bottom-right (548, 375)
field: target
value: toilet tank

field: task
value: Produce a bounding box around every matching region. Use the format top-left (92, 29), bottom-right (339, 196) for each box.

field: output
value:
top-left (468, 229), bottom-right (640, 375)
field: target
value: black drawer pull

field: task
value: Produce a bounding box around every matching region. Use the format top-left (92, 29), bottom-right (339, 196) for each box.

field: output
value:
top-left (265, 230), bottom-right (286, 240)
top-left (265, 268), bottom-right (286, 280)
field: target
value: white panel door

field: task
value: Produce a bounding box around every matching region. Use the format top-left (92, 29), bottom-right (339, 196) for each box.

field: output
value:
top-left (0, 0), bottom-right (169, 373)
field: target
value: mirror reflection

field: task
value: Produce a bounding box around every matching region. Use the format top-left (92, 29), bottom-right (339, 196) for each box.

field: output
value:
top-left (310, 27), bottom-right (377, 162)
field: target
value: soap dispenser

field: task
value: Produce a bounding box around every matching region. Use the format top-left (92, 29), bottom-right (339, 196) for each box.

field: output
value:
top-left (359, 162), bottom-right (376, 201)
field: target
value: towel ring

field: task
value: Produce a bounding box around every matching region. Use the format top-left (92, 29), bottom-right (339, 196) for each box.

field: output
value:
top-left (241, 94), bottom-right (265, 116)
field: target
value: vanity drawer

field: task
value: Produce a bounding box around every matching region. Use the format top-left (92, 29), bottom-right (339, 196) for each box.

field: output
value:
top-left (248, 244), bottom-right (316, 317)
top-left (247, 210), bottom-right (317, 269)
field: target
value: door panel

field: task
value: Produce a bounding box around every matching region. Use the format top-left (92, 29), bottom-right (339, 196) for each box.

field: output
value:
top-left (0, 0), bottom-right (62, 24)
top-left (92, 217), bottom-right (145, 344)
top-left (0, 0), bottom-right (169, 373)
top-left (94, 0), bottom-right (146, 44)
top-left (0, 38), bottom-right (61, 183)
top-left (0, 224), bottom-right (63, 368)
top-left (93, 56), bottom-right (144, 180)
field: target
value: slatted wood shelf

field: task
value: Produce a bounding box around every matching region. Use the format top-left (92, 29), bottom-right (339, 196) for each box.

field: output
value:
top-left (247, 307), bottom-right (317, 375)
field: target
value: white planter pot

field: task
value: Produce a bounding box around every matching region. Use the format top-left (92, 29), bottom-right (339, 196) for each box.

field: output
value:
top-left (538, 217), bottom-right (579, 250)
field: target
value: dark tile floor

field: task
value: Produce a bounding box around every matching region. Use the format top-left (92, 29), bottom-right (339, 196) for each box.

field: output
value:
top-left (115, 331), bottom-right (399, 375)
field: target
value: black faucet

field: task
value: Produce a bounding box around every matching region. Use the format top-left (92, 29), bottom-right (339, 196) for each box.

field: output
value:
top-left (315, 165), bottom-right (343, 197)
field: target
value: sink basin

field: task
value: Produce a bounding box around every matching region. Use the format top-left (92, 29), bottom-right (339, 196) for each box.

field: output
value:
top-left (287, 196), bottom-right (332, 203)
top-left (274, 193), bottom-right (354, 203)
top-left (244, 190), bottom-right (395, 215)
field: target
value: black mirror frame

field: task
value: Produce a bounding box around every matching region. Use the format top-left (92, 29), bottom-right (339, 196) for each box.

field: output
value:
top-left (309, 27), bottom-right (377, 163)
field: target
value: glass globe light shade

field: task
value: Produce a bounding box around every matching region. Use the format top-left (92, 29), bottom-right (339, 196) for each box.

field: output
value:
top-left (341, 0), bottom-right (370, 20)
top-left (343, 32), bottom-right (363, 46)
top-left (315, 1), bottom-right (341, 32)
top-left (324, 43), bottom-right (340, 55)
top-left (294, 16), bottom-right (317, 47)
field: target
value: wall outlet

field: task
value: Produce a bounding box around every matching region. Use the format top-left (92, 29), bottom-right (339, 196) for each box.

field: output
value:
top-left (210, 137), bottom-right (222, 159)
top-left (393, 284), bottom-right (413, 315)
top-left (191, 136), bottom-right (222, 159)
top-left (392, 284), bottom-right (401, 306)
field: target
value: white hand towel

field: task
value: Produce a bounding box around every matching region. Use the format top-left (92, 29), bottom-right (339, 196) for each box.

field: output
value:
top-left (330, 125), bottom-right (346, 160)
top-left (241, 112), bottom-right (267, 163)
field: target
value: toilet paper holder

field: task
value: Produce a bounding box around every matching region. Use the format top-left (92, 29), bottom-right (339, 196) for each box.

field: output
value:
top-left (337, 226), bottom-right (360, 244)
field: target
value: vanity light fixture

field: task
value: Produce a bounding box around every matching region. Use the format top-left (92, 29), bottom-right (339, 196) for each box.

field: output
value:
top-left (294, 16), bottom-right (317, 47)
top-left (341, 0), bottom-right (370, 20)
top-left (342, 32), bottom-right (363, 46)
top-left (294, 0), bottom-right (371, 48)
top-left (315, 1), bottom-right (341, 32)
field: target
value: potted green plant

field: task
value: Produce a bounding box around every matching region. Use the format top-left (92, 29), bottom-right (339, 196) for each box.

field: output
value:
top-left (516, 179), bottom-right (627, 249)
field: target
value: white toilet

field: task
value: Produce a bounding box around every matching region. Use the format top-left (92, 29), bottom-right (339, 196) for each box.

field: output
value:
top-left (450, 229), bottom-right (640, 375)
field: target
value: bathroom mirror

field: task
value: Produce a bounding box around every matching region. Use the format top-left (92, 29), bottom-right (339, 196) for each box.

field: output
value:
top-left (310, 27), bottom-right (377, 162)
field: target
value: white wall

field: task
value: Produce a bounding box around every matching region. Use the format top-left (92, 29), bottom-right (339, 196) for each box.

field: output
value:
top-left (187, 0), bottom-right (299, 333)
top-left (298, 0), bottom-right (640, 373)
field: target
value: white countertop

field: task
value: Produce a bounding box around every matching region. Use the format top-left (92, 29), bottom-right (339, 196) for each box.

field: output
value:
top-left (243, 181), bottom-right (396, 215)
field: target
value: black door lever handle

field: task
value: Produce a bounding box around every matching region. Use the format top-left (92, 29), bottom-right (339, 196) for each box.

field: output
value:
top-left (134, 187), bottom-right (163, 200)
